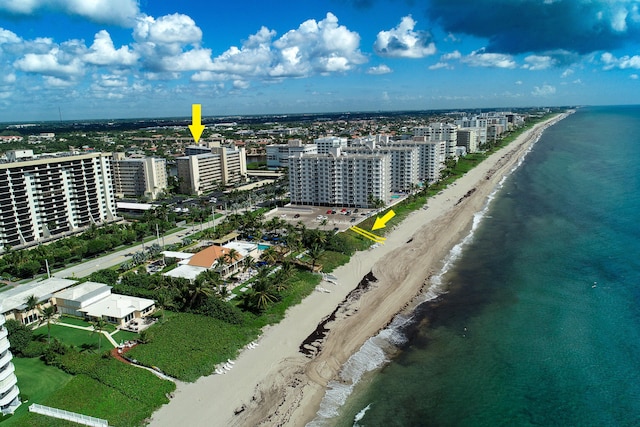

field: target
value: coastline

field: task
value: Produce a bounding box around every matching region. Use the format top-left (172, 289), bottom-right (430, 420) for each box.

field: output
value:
top-left (148, 112), bottom-right (569, 427)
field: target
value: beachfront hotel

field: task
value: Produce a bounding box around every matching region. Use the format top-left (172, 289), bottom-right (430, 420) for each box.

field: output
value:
top-left (288, 147), bottom-right (391, 207)
top-left (0, 150), bottom-right (117, 253)
top-left (0, 306), bottom-right (20, 415)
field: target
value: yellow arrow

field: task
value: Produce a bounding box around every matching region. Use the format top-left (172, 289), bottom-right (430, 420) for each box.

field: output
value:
top-left (372, 210), bottom-right (396, 231)
top-left (188, 104), bottom-right (205, 143)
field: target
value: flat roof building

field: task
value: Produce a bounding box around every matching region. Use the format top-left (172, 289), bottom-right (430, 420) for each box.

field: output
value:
top-left (111, 154), bottom-right (167, 200)
top-left (0, 152), bottom-right (117, 253)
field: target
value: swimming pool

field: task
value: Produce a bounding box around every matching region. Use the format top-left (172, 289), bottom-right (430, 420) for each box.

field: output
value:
top-left (257, 244), bottom-right (270, 250)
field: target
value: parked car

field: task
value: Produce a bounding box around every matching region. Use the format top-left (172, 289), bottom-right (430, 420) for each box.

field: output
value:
top-left (294, 213), bottom-right (300, 218)
top-left (326, 209), bottom-right (332, 214)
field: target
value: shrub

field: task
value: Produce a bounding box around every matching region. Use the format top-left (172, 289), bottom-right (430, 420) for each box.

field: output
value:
top-left (5, 319), bottom-right (33, 355)
top-left (21, 340), bottom-right (47, 358)
top-left (193, 296), bottom-right (245, 324)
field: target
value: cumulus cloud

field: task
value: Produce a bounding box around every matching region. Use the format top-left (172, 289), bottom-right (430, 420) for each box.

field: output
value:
top-left (367, 64), bottom-right (392, 74)
top-left (429, 62), bottom-right (451, 70)
top-left (532, 84), bottom-right (556, 96)
top-left (561, 68), bottom-right (575, 78)
top-left (374, 15), bottom-right (436, 58)
top-left (601, 51), bottom-right (640, 70)
top-left (461, 49), bottom-right (516, 68)
top-left (0, 0), bottom-right (140, 26)
top-left (272, 12), bottom-right (366, 75)
top-left (523, 55), bottom-right (555, 70)
top-left (427, 0), bottom-right (640, 56)
top-left (14, 45), bottom-right (84, 79)
top-left (198, 13), bottom-right (366, 80)
top-left (84, 30), bottom-right (138, 66)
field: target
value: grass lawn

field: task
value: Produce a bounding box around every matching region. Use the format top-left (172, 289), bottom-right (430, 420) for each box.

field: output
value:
top-left (1, 357), bottom-right (74, 426)
top-left (111, 329), bottom-right (138, 343)
top-left (57, 316), bottom-right (116, 332)
top-left (33, 324), bottom-right (113, 349)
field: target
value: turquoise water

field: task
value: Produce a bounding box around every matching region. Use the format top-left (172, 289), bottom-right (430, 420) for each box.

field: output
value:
top-left (258, 244), bottom-right (270, 250)
top-left (314, 106), bottom-right (640, 426)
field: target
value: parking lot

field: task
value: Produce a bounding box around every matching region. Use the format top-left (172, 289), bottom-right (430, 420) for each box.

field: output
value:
top-left (265, 205), bottom-right (377, 232)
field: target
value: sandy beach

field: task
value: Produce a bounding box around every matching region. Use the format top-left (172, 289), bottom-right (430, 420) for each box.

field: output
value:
top-left (149, 113), bottom-right (569, 427)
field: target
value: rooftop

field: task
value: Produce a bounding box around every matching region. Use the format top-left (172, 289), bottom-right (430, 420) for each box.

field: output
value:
top-left (1, 277), bottom-right (77, 314)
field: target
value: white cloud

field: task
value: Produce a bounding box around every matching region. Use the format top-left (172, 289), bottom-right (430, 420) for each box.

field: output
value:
top-left (532, 84), bottom-right (556, 96)
top-left (0, 0), bottom-right (140, 26)
top-left (428, 62), bottom-right (451, 70)
top-left (631, 74), bottom-right (639, 79)
top-left (523, 55), bottom-right (554, 70)
top-left (515, 80), bottom-right (523, 85)
top-left (0, 28), bottom-right (21, 44)
top-left (561, 68), bottom-right (574, 78)
top-left (273, 13), bottom-right (366, 75)
top-left (85, 30), bottom-right (138, 66)
top-left (441, 50), bottom-right (461, 61)
top-left (601, 51), bottom-right (640, 70)
top-left (367, 64), bottom-right (392, 75)
top-left (462, 49), bottom-right (516, 68)
top-left (134, 14), bottom-right (202, 45)
top-left (14, 46), bottom-right (84, 79)
top-left (374, 15), bottom-right (436, 58)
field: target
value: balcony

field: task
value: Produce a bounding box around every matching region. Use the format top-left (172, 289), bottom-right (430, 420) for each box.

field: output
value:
top-left (0, 381), bottom-right (19, 408)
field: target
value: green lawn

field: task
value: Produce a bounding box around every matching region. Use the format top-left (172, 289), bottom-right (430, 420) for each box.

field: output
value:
top-left (1, 357), bottom-right (74, 426)
top-left (110, 329), bottom-right (138, 343)
top-left (57, 316), bottom-right (116, 332)
top-left (33, 324), bottom-right (113, 349)
top-left (4, 356), bottom-right (175, 427)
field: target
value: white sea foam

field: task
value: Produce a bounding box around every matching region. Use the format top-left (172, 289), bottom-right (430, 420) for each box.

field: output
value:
top-left (353, 403), bottom-right (372, 426)
top-left (307, 118), bottom-right (563, 426)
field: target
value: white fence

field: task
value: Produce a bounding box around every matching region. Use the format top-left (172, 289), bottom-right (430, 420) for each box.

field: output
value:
top-left (29, 403), bottom-right (109, 427)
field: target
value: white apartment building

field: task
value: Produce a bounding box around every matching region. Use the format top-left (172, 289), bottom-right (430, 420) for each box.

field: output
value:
top-left (457, 128), bottom-right (480, 153)
top-left (176, 145), bottom-right (246, 195)
top-left (289, 147), bottom-right (390, 208)
top-left (454, 117), bottom-right (488, 146)
top-left (315, 136), bottom-right (348, 154)
top-left (266, 140), bottom-right (318, 169)
top-left (413, 123), bottom-right (458, 158)
top-left (392, 138), bottom-right (446, 183)
top-left (0, 152), bottom-right (117, 253)
top-left (0, 306), bottom-right (21, 415)
top-left (111, 154), bottom-right (167, 200)
top-left (176, 153), bottom-right (223, 195)
top-left (343, 142), bottom-right (419, 193)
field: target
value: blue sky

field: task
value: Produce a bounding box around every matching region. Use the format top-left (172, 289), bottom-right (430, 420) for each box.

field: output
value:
top-left (1, 0), bottom-right (639, 121)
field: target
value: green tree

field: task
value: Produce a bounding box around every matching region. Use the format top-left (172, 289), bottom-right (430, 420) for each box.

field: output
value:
top-left (38, 305), bottom-right (57, 345)
top-left (90, 318), bottom-right (109, 352)
top-left (4, 319), bottom-right (33, 356)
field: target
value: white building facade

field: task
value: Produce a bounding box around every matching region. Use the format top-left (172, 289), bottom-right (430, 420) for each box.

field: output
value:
top-left (0, 307), bottom-right (20, 415)
top-left (0, 152), bottom-right (117, 253)
top-left (266, 140), bottom-right (318, 169)
top-left (315, 136), bottom-right (348, 154)
top-left (111, 154), bottom-right (167, 200)
top-left (289, 148), bottom-right (390, 207)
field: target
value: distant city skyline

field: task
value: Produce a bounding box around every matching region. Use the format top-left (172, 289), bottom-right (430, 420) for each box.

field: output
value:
top-left (1, 0), bottom-right (639, 122)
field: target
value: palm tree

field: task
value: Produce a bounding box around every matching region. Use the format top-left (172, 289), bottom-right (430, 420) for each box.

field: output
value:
top-left (90, 318), bottom-right (109, 351)
top-left (308, 245), bottom-right (325, 272)
top-left (252, 277), bottom-right (278, 311)
top-left (38, 305), bottom-right (57, 344)
top-left (187, 279), bottom-right (214, 309)
top-left (225, 248), bottom-right (240, 267)
top-left (155, 291), bottom-right (172, 323)
top-left (24, 294), bottom-right (39, 326)
top-left (261, 247), bottom-right (280, 265)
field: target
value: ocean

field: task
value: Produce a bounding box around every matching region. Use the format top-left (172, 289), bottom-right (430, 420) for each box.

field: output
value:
top-left (309, 105), bottom-right (640, 427)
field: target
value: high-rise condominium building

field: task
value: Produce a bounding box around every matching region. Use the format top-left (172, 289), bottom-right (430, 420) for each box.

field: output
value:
top-left (289, 147), bottom-right (390, 207)
top-left (413, 123), bottom-right (459, 158)
top-left (176, 145), bottom-right (246, 195)
top-left (0, 152), bottom-right (117, 253)
top-left (266, 140), bottom-right (318, 169)
top-left (111, 154), bottom-right (167, 200)
top-left (315, 136), bottom-right (348, 154)
top-left (0, 306), bottom-right (21, 415)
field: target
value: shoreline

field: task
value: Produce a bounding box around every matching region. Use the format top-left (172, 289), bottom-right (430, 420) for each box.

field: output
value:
top-left (148, 112), bottom-right (570, 427)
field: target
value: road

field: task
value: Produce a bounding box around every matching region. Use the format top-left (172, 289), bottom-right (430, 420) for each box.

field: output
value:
top-left (52, 217), bottom-right (223, 279)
